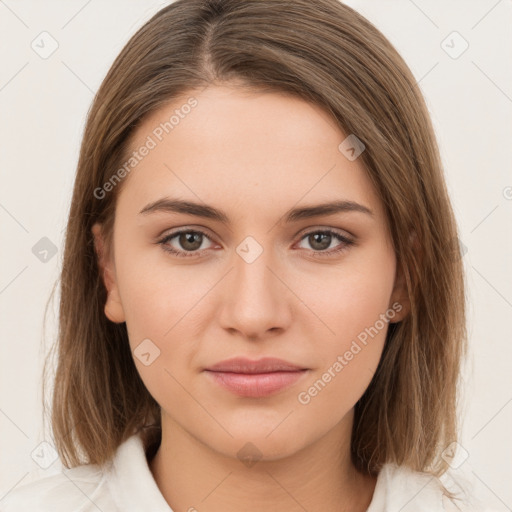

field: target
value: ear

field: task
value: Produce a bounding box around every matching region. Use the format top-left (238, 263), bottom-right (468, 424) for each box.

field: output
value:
top-left (388, 231), bottom-right (418, 323)
top-left (91, 222), bottom-right (126, 324)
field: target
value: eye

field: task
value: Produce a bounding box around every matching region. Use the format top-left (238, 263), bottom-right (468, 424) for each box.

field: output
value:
top-left (296, 229), bottom-right (355, 257)
top-left (157, 229), bottom-right (215, 258)
top-left (157, 228), bottom-right (355, 259)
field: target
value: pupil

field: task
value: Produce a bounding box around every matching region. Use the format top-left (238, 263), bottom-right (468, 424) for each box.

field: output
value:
top-left (311, 233), bottom-right (330, 250)
top-left (181, 232), bottom-right (202, 250)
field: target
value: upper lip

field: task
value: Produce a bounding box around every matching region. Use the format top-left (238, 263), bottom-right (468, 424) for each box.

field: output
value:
top-left (205, 357), bottom-right (307, 374)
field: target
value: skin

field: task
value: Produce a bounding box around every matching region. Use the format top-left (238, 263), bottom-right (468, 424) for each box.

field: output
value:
top-left (92, 84), bottom-right (410, 512)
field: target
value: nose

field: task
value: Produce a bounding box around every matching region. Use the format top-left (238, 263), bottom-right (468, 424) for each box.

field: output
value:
top-left (217, 243), bottom-right (292, 341)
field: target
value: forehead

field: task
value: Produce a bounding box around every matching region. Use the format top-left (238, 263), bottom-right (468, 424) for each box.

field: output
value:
top-left (116, 85), bottom-right (384, 223)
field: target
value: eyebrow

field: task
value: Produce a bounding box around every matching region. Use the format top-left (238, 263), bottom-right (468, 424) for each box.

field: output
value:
top-left (139, 198), bottom-right (374, 223)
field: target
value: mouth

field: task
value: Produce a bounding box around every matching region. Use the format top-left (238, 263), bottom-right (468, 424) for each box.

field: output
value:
top-left (203, 357), bottom-right (310, 398)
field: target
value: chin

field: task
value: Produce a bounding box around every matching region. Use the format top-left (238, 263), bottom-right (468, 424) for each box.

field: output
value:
top-left (201, 423), bottom-right (311, 463)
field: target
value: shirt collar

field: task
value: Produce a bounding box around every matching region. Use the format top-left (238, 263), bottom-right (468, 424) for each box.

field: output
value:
top-left (106, 432), bottom-right (174, 511)
top-left (367, 462), bottom-right (445, 511)
top-left (106, 433), bottom-right (446, 512)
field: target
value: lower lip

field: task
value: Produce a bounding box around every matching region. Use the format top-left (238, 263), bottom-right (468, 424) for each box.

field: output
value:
top-left (204, 370), bottom-right (308, 398)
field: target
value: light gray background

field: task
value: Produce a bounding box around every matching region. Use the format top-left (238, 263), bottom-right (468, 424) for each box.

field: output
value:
top-left (1, 0), bottom-right (511, 509)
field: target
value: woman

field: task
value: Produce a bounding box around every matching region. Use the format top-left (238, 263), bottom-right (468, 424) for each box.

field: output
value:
top-left (1, 0), bottom-right (480, 510)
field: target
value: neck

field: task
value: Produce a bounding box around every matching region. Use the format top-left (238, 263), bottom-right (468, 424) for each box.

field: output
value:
top-left (149, 410), bottom-right (377, 512)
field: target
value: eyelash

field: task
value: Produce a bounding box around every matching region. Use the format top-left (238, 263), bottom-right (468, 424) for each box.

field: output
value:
top-left (157, 228), bottom-right (355, 259)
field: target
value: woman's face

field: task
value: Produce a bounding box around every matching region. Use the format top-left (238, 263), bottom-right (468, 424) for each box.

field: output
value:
top-left (93, 84), bottom-right (408, 461)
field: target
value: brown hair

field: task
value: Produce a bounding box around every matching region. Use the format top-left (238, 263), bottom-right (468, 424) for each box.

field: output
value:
top-left (43, 0), bottom-right (467, 483)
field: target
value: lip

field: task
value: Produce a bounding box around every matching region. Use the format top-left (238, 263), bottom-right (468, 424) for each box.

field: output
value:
top-left (203, 357), bottom-right (309, 398)
top-left (205, 356), bottom-right (307, 373)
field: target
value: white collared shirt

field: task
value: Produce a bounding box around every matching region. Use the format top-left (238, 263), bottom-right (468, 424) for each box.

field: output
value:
top-left (0, 433), bottom-right (481, 511)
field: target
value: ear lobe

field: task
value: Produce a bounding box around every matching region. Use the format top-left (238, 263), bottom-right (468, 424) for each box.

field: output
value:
top-left (91, 222), bottom-right (126, 324)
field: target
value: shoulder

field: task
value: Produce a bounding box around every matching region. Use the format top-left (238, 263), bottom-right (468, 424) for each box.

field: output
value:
top-left (0, 462), bottom-right (116, 512)
top-left (0, 432), bottom-right (161, 512)
top-left (369, 463), bottom-right (484, 512)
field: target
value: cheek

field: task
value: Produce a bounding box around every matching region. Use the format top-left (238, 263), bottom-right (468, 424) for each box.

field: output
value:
top-left (302, 249), bottom-right (396, 343)
top-left (331, 275), bottom-right (394, 344)
top-left (114, 248), bottom-right (217, 396)
top-left (114, 236), bottom-right (203, 338)
top-left (297, 245), bottom-right (396, 386)
top-left (295, 276), bottom-right (394, 418)
top-left (116, 259), bottom-right (203, 406)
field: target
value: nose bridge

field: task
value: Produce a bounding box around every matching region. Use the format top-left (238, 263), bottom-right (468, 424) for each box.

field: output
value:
top-left (232, 235), bottom-right (280, 307)
top-left (218, 234), bottom-right (290, 337)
